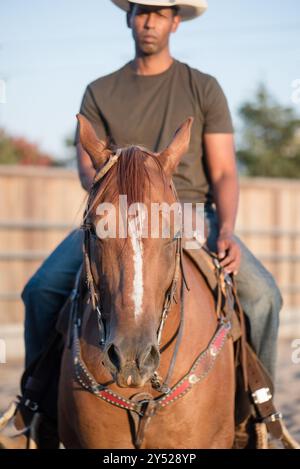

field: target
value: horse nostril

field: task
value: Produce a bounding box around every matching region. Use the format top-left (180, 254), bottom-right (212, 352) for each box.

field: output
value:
top-left (106, 343), bottom-right (122, 372)
top-left (138, 345), bottom-right (160, 371)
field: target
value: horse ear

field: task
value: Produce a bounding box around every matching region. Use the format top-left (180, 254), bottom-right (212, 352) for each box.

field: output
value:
top-left (76, 113), bottom-right (109, 169)
top-left (159, 117), bottom-right (194, 178)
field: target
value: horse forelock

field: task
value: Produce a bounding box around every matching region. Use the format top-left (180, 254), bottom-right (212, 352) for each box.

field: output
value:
top-left (89, 146), bottom-right (166, 211)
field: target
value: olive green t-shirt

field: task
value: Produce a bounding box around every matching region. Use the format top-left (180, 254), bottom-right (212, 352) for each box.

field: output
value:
top-left (74, 59), bottom-right (233, 203)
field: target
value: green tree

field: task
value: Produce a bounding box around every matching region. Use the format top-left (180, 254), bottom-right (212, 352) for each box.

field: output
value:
top-left (62, 135), bottom-right (77, 168)
top-left (0, 129), bottom-right (19, 164)
top-left (237, 84), bottom-right (300, 178)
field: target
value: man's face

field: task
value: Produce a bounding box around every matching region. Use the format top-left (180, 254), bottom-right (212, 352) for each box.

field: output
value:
top-left (128, 4), bottom-right (180, 56)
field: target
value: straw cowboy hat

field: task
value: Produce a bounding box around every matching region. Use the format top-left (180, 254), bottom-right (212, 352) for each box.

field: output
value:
top-left (111, 0), bottom-right (208, 21)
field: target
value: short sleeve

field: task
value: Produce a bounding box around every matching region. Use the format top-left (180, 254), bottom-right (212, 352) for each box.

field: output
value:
top-left (203, 77), bottom-right (234, 134)
top-left (73, 85), bottom-right (107, 145)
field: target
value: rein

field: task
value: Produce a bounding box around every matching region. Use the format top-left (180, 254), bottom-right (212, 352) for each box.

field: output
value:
top-left (71, 152), bottom-right (232, 448)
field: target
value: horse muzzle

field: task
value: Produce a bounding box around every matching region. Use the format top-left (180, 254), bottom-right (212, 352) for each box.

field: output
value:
top-left (103, 342), bottom-right (160, 388)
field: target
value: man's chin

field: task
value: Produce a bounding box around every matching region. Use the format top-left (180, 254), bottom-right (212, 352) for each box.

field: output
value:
top-left (140, 44), bottom-right (159, 55)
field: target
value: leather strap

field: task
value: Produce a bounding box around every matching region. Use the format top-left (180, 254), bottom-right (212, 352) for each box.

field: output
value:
top-left (128, 393), bottom-right (157, 449)
top-left (246, 343), bottom-right (283, 439)
top-left (72, 319), bottom-right (231, 414)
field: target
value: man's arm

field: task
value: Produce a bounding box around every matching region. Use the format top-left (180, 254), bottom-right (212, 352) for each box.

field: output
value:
top-left (74, 85), bottom-right (108, 191)
top-left (76, 142), bottom-right (96, 192)
top-left (204, 133), bottom-right (241, 275)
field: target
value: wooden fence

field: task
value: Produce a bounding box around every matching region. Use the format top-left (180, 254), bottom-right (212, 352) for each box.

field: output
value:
top-left (0, 165), bottom-right (299, 324)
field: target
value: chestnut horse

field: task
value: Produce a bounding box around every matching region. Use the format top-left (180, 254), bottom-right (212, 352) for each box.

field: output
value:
top-left (58, 114), bottom-right (235, 449)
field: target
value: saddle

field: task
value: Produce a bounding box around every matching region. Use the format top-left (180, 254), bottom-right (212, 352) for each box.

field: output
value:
top-left (0, 246), bottom-right (298, 449)
top-left (183, 245), bottom-right (279, 447)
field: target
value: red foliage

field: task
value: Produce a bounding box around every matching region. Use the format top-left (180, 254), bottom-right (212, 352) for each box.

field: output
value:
top-left (11, 136), bottom-right (55, 166)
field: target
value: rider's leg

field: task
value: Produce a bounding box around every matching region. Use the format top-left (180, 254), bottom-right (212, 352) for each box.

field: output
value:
top-left (205, 207), bottom-right (283, 379)
top-left (21, 229), bottom-right (83, 368)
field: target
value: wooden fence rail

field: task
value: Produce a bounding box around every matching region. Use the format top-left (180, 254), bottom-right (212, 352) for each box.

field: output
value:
top-left (0, 165), bottom-right (299, 323)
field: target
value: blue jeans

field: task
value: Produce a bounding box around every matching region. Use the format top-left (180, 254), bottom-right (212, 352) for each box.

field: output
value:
top-left (205, 207), bottom-right (282, 379)
top-left (22, 208), bottom-right (282, 377)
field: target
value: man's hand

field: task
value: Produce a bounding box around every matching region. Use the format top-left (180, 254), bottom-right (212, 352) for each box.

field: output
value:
top-left (217, 233), bottom-right (241, 275)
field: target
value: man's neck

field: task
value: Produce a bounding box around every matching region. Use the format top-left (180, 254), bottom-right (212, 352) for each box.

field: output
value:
top-left (132, 50), bottom-right (174, 76)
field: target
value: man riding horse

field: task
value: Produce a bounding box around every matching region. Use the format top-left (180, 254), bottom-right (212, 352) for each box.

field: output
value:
top-left (23, 0), bottom-right (282, 379)
top-left (1, 0), bottom-right (292, 449)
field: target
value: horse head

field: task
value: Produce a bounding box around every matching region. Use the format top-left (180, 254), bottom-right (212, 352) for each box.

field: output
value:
top-left (77, 113), bottom-right (193, 388)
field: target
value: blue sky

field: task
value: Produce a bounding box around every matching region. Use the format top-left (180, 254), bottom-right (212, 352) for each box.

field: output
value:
top-left (1, 0), bottom-right (300, 160)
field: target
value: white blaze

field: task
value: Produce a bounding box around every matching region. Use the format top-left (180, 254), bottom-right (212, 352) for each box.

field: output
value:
top-left (128, 216), bottom-right (144, 319)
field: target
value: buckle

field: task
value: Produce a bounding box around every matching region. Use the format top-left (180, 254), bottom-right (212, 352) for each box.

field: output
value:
top-left (75, 317), bottom-right (81, 327)
top-left (138, 399), bottom-right (151, 416)
top-left (252, 387), bottom-right (272, 405)
top-left (224, 272), bottom-right (233, 286)
top-left (219, 317), bottom-right (232, 330)
top-left (263, 412), bottom-right (282, 424)
top-left (213, 258), bottom-right (222, 270)
top-left (24, 399), bottom-right (39, 412)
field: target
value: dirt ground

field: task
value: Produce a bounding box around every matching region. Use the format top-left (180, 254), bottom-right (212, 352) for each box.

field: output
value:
top-left (274, 339), bottom-right (300, 441)
top-left (0, 338), bottom-right (299, 446)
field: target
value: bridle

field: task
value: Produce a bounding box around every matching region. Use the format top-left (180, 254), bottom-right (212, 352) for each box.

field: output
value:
top-left (70, 151), bottom-right (232, 448)
top-left (80, 150), bottom-right (187, 390)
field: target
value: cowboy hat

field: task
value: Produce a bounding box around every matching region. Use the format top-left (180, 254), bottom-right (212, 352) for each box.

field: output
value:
top-left (111, 0), bottom-right (208, 21)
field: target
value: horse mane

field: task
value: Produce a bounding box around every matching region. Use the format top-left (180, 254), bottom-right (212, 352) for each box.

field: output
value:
top-left (90, 146), bottom-right (166, 210)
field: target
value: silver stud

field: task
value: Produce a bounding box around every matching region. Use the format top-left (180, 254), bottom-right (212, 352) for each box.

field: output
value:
top-left (189, 374), bottom-right (200, 384)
